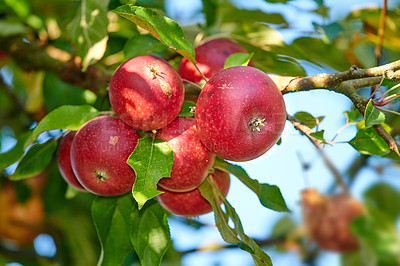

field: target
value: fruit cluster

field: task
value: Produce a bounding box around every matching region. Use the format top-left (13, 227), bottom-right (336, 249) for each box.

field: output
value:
top-left (57, 38), bottom-right (286, 216)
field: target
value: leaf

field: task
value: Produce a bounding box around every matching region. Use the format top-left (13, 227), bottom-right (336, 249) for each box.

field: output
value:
top-left (29, 105), bottom-right (99, 147)
top-left (294, 111), bottom-right (323, 128)
top-left (364, 99), bottom-right (386, 128)
top-left (310, 130), bottom-right (328, 144)
top-left (131, 199), bottom-right (171, 266)
top-left (9, 138), bottom-right (58, 180)
top-left (67, 0), bottom-right (110, 71)
top-left (224, 53), bottom-right (254, 69)
top-left (271, 216), bottom-right (297, 238)
top-left (214, 158), bottom-right (290, 212)
top-left (202, 0), bottom-right (218, 27)
top-left (199, 177), bottom-right (272, 265)
top-left (112, 5), bottom-right (196, 64)
top-left (178, 101), bottom-right (195, 117)
top-left (0, 132), bottom-right (32, 170)
top-left (127, 136), bottom-right (173, 209)
top-left (0, 20), bottom-right (29, 37)
top-left (345, 110), bottom-right (362, 123)
top-left (364, 183), bottom-right (400, 220)
top-left (349, 127), bottom-right (390, 156)
top-left (92, 194), bottom-right (135, 266)
top-left (124, 34), bottom-right (174, 59)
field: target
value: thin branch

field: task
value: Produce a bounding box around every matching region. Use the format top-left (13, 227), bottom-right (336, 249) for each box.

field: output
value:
top-left (287, 114), bottom-right (350, 194)
top-left (375, 0), bottom-right (388, 65)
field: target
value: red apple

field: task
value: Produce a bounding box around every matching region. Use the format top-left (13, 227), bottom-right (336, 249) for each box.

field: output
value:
top-left (157, 170), bottom-right (230, 217)
top-left (57, 131), bottom-right (86, 191)
top-left (71, 116), bottom-right (141, 196)
top-left (178, 38), bottom-right (249, 83)
top-left (109, 55), bottom-right (185, 131)
top-left (195, 66), bottom-right (286, 161)
top-left (156, 117), bottom-right (215, 192)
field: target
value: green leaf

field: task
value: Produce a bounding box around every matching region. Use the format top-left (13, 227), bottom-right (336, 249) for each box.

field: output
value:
top-left (127, 137), bottom-right (173, 209)
top-left (364, 99), bottom-right (386, 128)
top-left (112, 5), bottom-right (196, 64)
top-left (29, 105), bottom-right (99, 147)
top-left (271, 216), bottom-right (297, 238)
top-left (124, 34), bottom-right (174, 59)
top-left (310, 130), bottom-right (328, 144)
top-left (9, 138), bottom-right (58, 180)
top-left (178, 101), bottom-right (195, 117)
top-left (345, 110), bottom-right (362, 123)
top-left (202, 0), bottom-right (218, 27)
top-left (214, 158), bottom-right (290, 212)
top-left (0, 20), bottom-right (29, 37)
top-left (364, 183), bottom-right (400, 220)
top-left (92, 194), bottom-right (135, 266)
top-left (199, 177), bottom-right (272, 265)
top-left (294, 111), bottom-right (323, 128)
top-left (349, 127), bottom-right (390, 156)
top-left (131, 199), bottom-right (171, 266)
top-left (224, 53), bottom-right (254, 69)
top-left (67, 0), bottom-right (109, 71)
top-left (0, 132), bottom-right (32, 170)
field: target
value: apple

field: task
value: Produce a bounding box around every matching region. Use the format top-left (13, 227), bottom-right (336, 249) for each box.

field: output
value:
top-left (156, 117), bottom-right (216, 192)
top-left (109, 55), bottom-right (185, 131)
top-left (195, 66), bottom-right (286, 161)
top-left (178, 38), bottom-right (249, 83)
top-left (157, 169), bottom-right (230, 217)
top-left (57, 131), bottom-right (86, 191)
top-left (301, 188), bottom-right (366, 252)
top-left (70, 116), bottom-right (141, 196)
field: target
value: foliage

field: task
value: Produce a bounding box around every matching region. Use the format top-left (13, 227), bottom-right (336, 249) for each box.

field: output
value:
top-left (0, 0), bottom-right (400, 265)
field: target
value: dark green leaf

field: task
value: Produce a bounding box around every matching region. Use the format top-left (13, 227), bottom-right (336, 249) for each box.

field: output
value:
top-left (43, 73), bottom-right (97, 112)
top-left (224, 53), bottom-right (254, 69)
top-left (310, 130), bottom-right (327, 144)
top-left (214, 158), bottom-right (290, 212)
top-left (276, 138), bottom-right (282, 145)
top-left (123, 34), bottom-right (174, 59)
top-left (294, 111), bottom-right (322, 128)
top-left (178, 101), bottom-right (195, 117)
top-left (0, 132), bottom-right (32, 170)
top-left (271, 216), bottom-right (296, 238)
top-left (127, 137), bottom-right (173, 209)
top-left (381, 78), bottom-right (400, 95)
top-left (364, 100), bottom-right (386, 128)
top-left (202, 0), bottom-right (218, 27)
top-left (67, 0), bottom-right (109, 70)
top-left (29, 105), bottom-right (99, 147)
top-left (199, 177), bottom-right (272, 265)
top-left (313, 22), bottom-right (343, 42)
top-left (9, 138), bottom-right (58, 180)
top-left (349, 127), bottom-right (390, 156)
top-left (92, 194), bottom-right (135, 266)
top-left (131, 199), bottom-right (171, 266)
top-left (364, 183), bottom-right (400, 220)
top-left (221, 7), bottom-right (287, 26)
top-left (263, 0), bottom-right (291, 3)
top-left (14, 181), bottom-right (32, 204)
top-left (112, 5), bottom-right (195, 64)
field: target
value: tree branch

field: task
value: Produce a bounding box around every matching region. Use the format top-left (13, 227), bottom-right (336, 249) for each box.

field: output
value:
top-left (0, 36), bottom-right (110, 95)
top-left (287, 114), bottom-right (350, 194)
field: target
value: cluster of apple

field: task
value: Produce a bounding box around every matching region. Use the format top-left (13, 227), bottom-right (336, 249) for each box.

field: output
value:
top-left (57, 38), bottom-right (286, 216)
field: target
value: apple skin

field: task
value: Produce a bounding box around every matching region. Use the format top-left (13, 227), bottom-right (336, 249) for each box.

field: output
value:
top-left (71, 116), bottom-right (141, 196)
top-left (157, 169), bottom-right (230, 217)
top-left (301, 188), bottom-right (366, 252)
top-left (195, 66), bottom-right (286, 161)
top-left (178, 38), bottom-right (249, 83)
top-left (57, 131), bottom-right (86, 191)
top-left (156, 117), bottom-right (216, 192)
top-left (109, 55), bottom-right (185, 131)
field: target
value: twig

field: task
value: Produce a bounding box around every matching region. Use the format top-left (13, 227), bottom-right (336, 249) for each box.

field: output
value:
top-left (375, 0), bottom-right (388, 65)
top-left (287, 114), bottom-right (350, 194)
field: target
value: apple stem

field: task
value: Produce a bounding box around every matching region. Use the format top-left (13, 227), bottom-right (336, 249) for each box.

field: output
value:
top-left (249, 118), bottom-right (266, 132)
top-left (94, 170), bottom-right (109, 183)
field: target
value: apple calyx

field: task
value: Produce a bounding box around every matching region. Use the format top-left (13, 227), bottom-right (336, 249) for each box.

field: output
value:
top-left (248, 117), bottom-right (266, 132)
top-left (94, 170), bottom-right (110, 183)
top-left (148, 66), bottom-right (160, 79)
